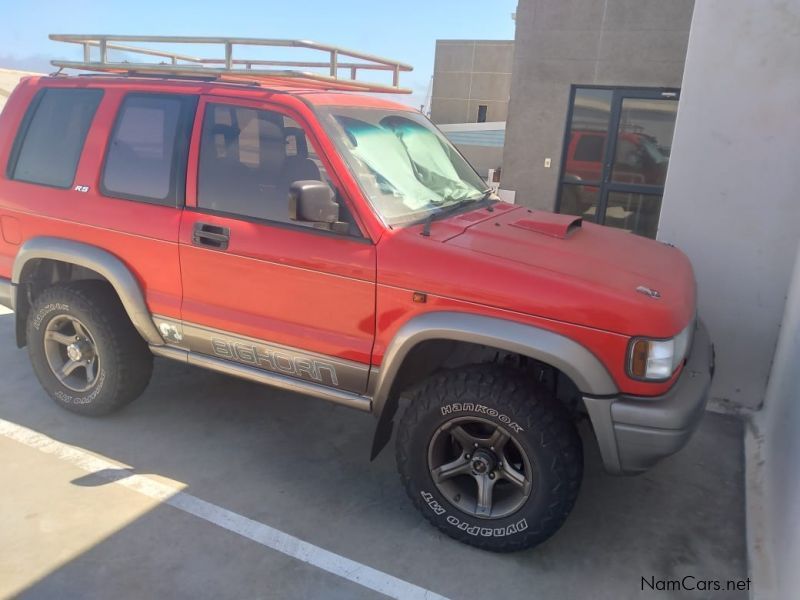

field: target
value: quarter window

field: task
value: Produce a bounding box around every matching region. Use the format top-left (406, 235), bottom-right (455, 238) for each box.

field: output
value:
top-left (8, 88), bottom-right (103, 188)
top-left (102, 94), bottom-right (196, 206)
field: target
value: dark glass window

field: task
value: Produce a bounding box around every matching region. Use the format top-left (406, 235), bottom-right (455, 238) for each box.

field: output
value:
top-left (9, 88), bottom-right (102, 188)
top-left (573, 134), bottom-right (605, 162)
top-left (477, 104), bottom-right (488, 123)
top-left (198, 103), bottom-right (349, 230)
top-left (102, 94), bottom-right (196, 205)
top-left (557, 86), bottom-right (678, 239)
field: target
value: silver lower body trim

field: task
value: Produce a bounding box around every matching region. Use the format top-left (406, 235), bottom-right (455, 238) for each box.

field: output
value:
top-left (150, 344), bottom-right (372, 413)
top-left (152, 315), bottom-right (370, 394)
top-left (0, 278), bottom-right (15, 311)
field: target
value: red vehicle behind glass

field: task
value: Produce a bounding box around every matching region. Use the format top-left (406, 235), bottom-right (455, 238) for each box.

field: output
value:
top-left (0, 35), bottom-right (713, 552)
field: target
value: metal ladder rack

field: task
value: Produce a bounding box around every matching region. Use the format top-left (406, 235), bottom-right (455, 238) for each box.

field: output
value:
top-left (48, 34), bottom-right (413, 93)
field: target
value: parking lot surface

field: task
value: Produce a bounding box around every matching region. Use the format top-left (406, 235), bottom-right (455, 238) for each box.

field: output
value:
top-left (0, 309), bottom-right (748, 599)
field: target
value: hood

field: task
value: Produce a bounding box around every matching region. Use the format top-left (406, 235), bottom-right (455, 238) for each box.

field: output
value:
top-left (379, 206), bottom-right (696, 337)
top-left (450, 208), bottom-right (691, 298)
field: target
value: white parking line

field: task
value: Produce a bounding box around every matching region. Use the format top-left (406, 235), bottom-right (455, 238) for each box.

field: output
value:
top-left (0, 418), bottom-right (448, 600)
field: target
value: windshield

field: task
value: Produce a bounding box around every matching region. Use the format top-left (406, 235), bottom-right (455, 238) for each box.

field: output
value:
top-left (318, 107), bottom-right (489, 226)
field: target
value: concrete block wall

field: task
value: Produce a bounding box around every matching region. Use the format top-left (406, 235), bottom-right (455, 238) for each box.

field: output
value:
top-left (501, 0), bottom-right (693, 208)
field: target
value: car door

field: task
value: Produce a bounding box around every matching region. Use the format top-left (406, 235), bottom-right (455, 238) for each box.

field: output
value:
top-left (174, 95), bottom-right (376, 394)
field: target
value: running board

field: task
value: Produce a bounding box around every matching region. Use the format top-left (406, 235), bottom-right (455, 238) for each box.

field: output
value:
top-left (150, 345), bottom-right (373, 413)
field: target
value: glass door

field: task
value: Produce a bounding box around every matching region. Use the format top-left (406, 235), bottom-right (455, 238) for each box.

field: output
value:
top-left (557, 87), bottom-right (679, 238)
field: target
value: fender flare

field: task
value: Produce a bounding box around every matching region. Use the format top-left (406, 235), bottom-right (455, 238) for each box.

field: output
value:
top-left (369, 311), bottom-right (618, 458)
top-left (11, 236), bottom-right (164, 346)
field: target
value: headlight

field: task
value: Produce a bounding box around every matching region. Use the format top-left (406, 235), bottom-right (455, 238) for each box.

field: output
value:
top-left (628, 322), bottom-right (694, 381)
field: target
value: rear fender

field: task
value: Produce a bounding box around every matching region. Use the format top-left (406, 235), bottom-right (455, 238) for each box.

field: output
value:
top-left (11, 237), bottom-right (164, 346)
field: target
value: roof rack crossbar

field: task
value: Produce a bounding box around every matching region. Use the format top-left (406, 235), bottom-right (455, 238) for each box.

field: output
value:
top-left (48, 34), bottom-right (413, 93)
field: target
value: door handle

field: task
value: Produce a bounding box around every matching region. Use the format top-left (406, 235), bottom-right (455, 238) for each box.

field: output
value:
top-left (192, 222), bottom-right (230, 250)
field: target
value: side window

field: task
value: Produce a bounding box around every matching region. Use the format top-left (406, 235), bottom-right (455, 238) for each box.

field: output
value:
top-left (197, 103), bottom-right (354, 232)
top-left (573, 134), bottom-right (604, 162)
top-left (102, 94), bottom-right (197, 206)
top-left (8, 88), bottom-right (103, 188)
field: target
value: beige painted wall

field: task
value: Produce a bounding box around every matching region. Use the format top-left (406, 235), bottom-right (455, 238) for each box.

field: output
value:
top-left (430, 40), bottom-right (514, 125)
top-left (657, 0), bottom-right (800, 408)
top-left (501, 0), bottom-right (693, 208)
top-left (0, 68), bottom-right (39, 112)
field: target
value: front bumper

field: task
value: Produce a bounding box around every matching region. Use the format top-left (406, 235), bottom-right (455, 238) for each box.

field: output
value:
top-left (584, 320), bottom-right (715, 475)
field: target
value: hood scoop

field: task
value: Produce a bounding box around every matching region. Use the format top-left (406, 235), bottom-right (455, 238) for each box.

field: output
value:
top-left (509, 212), bottom-right (582, 239)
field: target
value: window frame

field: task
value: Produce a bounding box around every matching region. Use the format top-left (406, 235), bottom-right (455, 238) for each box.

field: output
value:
top-left (6, 87), bottom-right (104, 190)
top-left (555, 85), bottom-right (680, 239)
top-left (190, 96), bottom-right (367, 241)
top-left (100, 92), bottom-right (198, 207)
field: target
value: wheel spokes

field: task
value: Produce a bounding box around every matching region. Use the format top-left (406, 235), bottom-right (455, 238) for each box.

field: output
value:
top-left (450, 425), bottom-right (480, 452)
top-left (432, 453), bottom-right (472, 483)
top-left (499, 461), bottom-right (527, 488)
top-left (45, 330), bottom-right (76, 346)
top-left (71, 318), bottom-right (90, 340)
top-left (85, 358), bottom-right (97, 383)
top-left (429, 416), bottom-right (534, 520)
top-left (487, 428), bottom-right (510, 453)
top-left (59, 359), bottom-right (82, 378)
top-left (475, 473), bottom-right (496, 517)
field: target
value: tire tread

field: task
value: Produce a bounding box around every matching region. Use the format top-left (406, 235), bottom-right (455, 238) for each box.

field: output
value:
top-left (395, 364), bottom-right (583, 552)
top-left (27, 280), bottom-right (153, 416)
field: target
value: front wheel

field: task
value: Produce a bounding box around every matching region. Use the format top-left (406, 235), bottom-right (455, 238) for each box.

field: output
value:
top-left (395, 365), bottom-right (583, 552)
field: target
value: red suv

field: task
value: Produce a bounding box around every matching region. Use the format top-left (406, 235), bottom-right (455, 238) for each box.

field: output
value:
top-left (0, 36), bottom-right (713, 552)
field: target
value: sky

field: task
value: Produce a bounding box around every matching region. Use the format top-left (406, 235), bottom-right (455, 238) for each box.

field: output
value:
top-left (0, 0), bottom-right (517, 107)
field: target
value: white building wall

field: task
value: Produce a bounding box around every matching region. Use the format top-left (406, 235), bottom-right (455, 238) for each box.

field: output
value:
top-left (752, 241), bottom-right (800, 598)
top-left (657, 0), bottom-right (800, 409)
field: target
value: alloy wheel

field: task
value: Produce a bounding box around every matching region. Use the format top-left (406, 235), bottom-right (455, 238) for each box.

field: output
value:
top-left (427, 416), bottom-right (534, 519)
top-left (43, 315), bottom-right (100, 392)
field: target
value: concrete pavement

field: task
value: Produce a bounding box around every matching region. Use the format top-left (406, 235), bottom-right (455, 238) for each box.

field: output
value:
top-left (0, 308), bottom-right (748, 599)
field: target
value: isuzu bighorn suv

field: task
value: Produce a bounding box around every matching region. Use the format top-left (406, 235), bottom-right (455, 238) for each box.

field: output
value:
top-left (0, 35), bottom-right (714, 552)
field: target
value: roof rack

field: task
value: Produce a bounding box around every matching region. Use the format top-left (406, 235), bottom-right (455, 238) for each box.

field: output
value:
top-left (48, 34), bottom-right (413, 94)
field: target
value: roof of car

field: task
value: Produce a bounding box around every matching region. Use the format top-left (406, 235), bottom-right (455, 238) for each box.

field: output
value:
top-left (24, 74), bottom-right (415, 112)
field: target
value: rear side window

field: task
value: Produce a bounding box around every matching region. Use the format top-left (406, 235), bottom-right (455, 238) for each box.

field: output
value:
top-left (102, 94), bottom-right (197, 206)
top-left (8, 88), bottom-right (103, 188)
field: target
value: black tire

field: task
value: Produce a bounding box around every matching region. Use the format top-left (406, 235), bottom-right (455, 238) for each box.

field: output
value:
top-left (26, 280), bottom-right (153, 416)
top-left (396, 364), bottom-right (583, 552)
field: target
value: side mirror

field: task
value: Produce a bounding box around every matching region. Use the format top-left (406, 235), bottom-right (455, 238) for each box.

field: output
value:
top-left (289, 180), bottom-right (339, 226)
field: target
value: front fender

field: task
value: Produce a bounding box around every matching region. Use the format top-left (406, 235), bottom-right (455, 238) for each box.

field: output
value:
top-left (369, 311), bottom-right (618, 458)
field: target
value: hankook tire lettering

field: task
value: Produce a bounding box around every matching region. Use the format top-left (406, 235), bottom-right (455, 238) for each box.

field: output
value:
top-left (440, 402), bottom-right (524, 433)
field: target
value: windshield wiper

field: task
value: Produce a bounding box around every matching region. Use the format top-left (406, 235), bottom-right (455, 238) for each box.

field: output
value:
top-left (420, 194), bottom-right (492, 236)
top-left (479, 188), bottom-right (497, 210)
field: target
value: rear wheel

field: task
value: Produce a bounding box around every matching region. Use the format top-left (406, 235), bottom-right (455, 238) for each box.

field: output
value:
top-left (396, 365), bottom-right (583, 552)
top-left (26, 281), bottom-right (153, 416)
